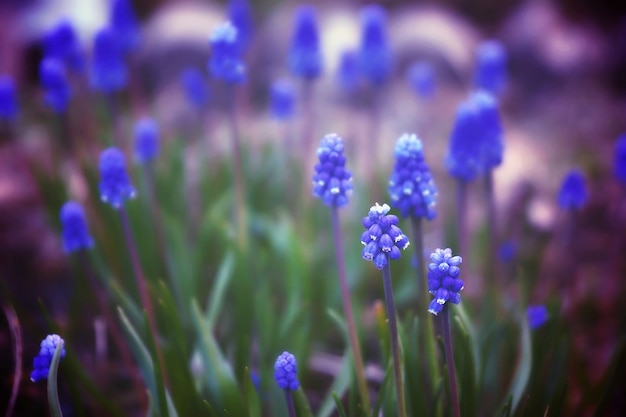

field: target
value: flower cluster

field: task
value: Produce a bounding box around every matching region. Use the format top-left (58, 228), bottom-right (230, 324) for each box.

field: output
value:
top-left (180, 68), bottom-right (209, 110)
top-left (336, 50), bottom-right (358, 92)
top-left (289, 5), bottom-right (322, 80)
top-left (388, 133), bottom-right (438, 220)
top-left (358, 5), bottom-right (391, 86)
top-left (60, 201), bottom-right (94, 253)
top-left (99, 147), bottom-right (136, 208)
top-left (427, 248), bottom-right (464, 315)
top-left (0, 76), bottom-right (17, 121)
top-left (274, 351), bottom-right (299, 391)
top-left (361, 203), bottom-right (410, 270)
top-left (43, 19), bottom-right (84, 73)
top-left (407, 61), bottom-right (435, 99)
top-left (614, 134), bottom-right (626, 185)
top-left (558, 169), bottom-right (587, 210)
top-left (227, 0), bottom-right (254, 54)
top-left (90, 27), bottom-right (128, 93)
top-left (40, 58), bottom-right (71, 113)
top-left (270, 80), bottom-right (296, 121)
top-left (312, 133), bottom-right (353, 207)
top-left (109, 0), bottom-right (140, 54)
top-left (30, 334), bottom-right (66, 382)
top-left (209, 22), bottom-right (246, 84)
top-left (474, 40), bottom-right (507, 95)
top-left (526, 305), bottom-right (549, 330)
top-left (134, 118), bottom-right (160, 163)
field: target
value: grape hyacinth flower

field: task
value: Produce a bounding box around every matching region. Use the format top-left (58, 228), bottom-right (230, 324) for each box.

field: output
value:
top-left (614, 134), bottom-right (626, 185)
top-left (474, 40), bottom-right (507, 95)
top-left (427, 248), bottom-right (464, 315)
top-left (43, 19), bottom-right (84, 73)
top-left (361, 203), bottom-right (410, 270)
top-left (109, 0), bottom-right (140, 55)
top-left (388, 133), bottom-right (437, 220)
top-left (527, 305), bottom-right (549, 330)
top-left (312, 133), bottom-right (353, 207)
top-left (498, 240), bottom-right (517, 263)
top-left (336, 50), bottom-right (359, 92)
top-left (270, 80), bottom-right (296, 121)
top-left (30, 334), bottom-right (65, 382)
top-left (0, 76), bottom-right (18, 121)
top-left (274, 351), bottom-right (300, 391)
top-left (181, 67), bottom-right (209, 110)
top-left (208, 22), bottom-right (246, 84)
top-left (558, 169), bottom-right (587, 210)
top-left (133, 118), bottom-right (160, 164)
top-left (90, 27), bottom-right (128, 93)
top-left (99, 147), bottom-right (136, 209)
top-left (60, 201), bottom-right (94, 253)
top-left (407, 61), bottom-right (435, 99)
top-left (358, 5), bottom-right (391, 86)
top-left (40, 58), bottom-right (71, 113)
top-left (227, 0), bottom-right (253, 54)
top-left (288, 5), bottom-right (322, 80)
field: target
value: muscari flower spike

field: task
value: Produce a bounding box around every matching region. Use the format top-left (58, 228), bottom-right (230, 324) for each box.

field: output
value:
top-left (614, 134), bottom-right (626, 185)
top-left (358, 5), bottom-right (391, 86)
top-left (445, 91), bottom-right (504, 182)
top-left (40, 58), bottom-right (71, 113)
top-left (90, 27), bottom-right (128, 93)
top-left (60, 201), bottom-right (94, 253)
top-left (427, 248), bottom-right (464, 315)
top-left (407, 61), bottom-right (435, 99)
top-left (209, 22), bottom-right (246, 84)
top-left (99, 147), bottom-right (136, 208)
top-left (109, 0), bottom-right (140, 54)
top-left (388, 133), bottom-right (438, 220)
top-left (361, 203), bottom-right (410, 270)
top-left (227, 0), bottom-right (253, 54)
top-left (274, 351), bottom-right (299, 391)
top-left (312, 133), bottom-right (353, 207)
top-left (0, 76), bottom-right (18, 121)
top-left (474, 40), bottom-right (507, 95)
top-left (337, 49), bottom-right (358, 92)
top-left (270, 80), bottom-right (296, 121)
top-left (558, 169), bottom-right (587, 210)
top-left (526, 305), bottom-right (549, 330)
top-left (43, 19), bottom-right (84, 73)
top-left (30, 334), bottom-right (65, 382)
top-left (180, 67), bottom-right (209, 109)
top-left (288, 5), bottom-right (322, 80)
top-left (133, 118), bottom-right (159, 163)
top-left (498, 239), bottom-right (517, 263)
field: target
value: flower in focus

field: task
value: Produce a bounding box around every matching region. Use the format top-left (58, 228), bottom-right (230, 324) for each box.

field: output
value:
top-left (358, 5), bottom-right (391, 86)
top-left (30, 334), bottom-right (65, 382)
top-left (526, 305), bottom-right (549, 330)
top-left (474, 40), bottom-right (507, 95)
top-left (361, 202), bottom-right (410, 270)
top-left (288, 5), bottom-right (322, 80)
top-left (60, 201), bottom-right (94, 253)
top-left (40, 58), bottom-right (71, 113)
top-left (312, 133), bottom-right (353, 207)
top-left (133, 118), bottom-right (160, 163)
top-left (0, 76), bottom-right (18, 121)
top-left (208, 22), bottom-right (246, 84)
top-left (180, 67), bottom-right (209, 110)
top-left (274, 351), bottom-right (299, 391)
top-left (99, 147), bottom-right (136, 208)
top-left (270, 80), bottom-right (296, 121)
top-left (427, 248), bottom-right (464, 315)
top-left (558, 169), bottom-right (587, 210)
top-left (407, 61), bottom-right (435, 99)
top-left (90, 27), bottom-right (128, 93)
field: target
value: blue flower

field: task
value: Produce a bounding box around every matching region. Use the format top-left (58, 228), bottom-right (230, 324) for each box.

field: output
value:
top-left (474, 40), bottom-right (507, 95)
top-left (40, 58), bottom-right (71, 113)
top-left (99, 147), bottom-right (136, 208)
top-left (60, 201), bottom-right (94, 253)
top-left (358, 5), bottom-right (391, 86)
top-left (361, 203), bottom-right (410, 270)
top-left (526, 305), bottom-right (549, 330)
top-left (227, 0), bottom-right (253, 54)
top-left (134, 118), bottom-right (159, 163)
top-left (427, 248), bottom-right (464, 315)
top-left (0, 76), bottom-right (18, 121)
top-left (208, 22), bottom-right (246, 84)
top-left (180, 67), bottom-right (209, 109)
top-left (30, 334), bottom-right (65, 382)
top-left (336, 49), bottom-right (358, 92)
top-left (388, 133), bottom-right (437, 220)
top-left (312, 133), bottom-right (353, 207)
top-left (90, 27), bottom-right (128, 93)
top-left (407, 61), bottom-right (435, 99)
top-left (43, 19), bottom-right (84, 73)
top-left (445, 91), bottom-right (504, 182)
top-left (614, 134), bottom-right (626, 185)
top-left (270, 80), bottom-right (296, 121)
top-left (558, 169), bottom-right (587, 210)
top-left (498, 240), bottom-right (517, 263)
top-left (274, 351), bottom-right (299, 391)
top-left (109, 0), bottom-right (140, 54)
top-left (288, 5), bottom-right (322, 80)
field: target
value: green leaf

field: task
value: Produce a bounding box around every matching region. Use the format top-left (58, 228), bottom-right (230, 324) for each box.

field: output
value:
top-left (293, 388), bottom-right (314, 417)
top-left (47, 341), bottom-right (65, 417)
top-left (203, 251), bottom-right (235, 328)
top-left (332, 393), bottom-right (348, 417)
top-left (502, 310), bottom-right (532, 413)
top-left (243, 367), bottom-right (262, 417)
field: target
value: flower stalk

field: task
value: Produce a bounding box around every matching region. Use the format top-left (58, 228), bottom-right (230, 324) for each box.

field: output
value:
top-left (441, 306), bottom-right (461, 417)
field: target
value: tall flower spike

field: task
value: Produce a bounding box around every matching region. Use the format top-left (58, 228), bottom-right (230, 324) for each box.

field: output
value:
top-left (43, 19), bottom-right (84, 73)
top-left (133, 118), bottom-right (160, 163)
top-left (208, 22), bottom-right (246, 84)
top-left (445, 91), bottom-right (504, 182)
top-left (558, 169), bottom-right (587, 210)
top-left (527, 305), bottom-right (549, 329)
top-left (99, 147), bottom-right (136, 208)
top-left (0, 76), bottom-right (18, 121)
top-left (30, 334), bottom-right (65, 382)
top-left (40, 58), bottom-right (71, 113)
top-left (427, 248), bottom-right (464, 315)
top-left (180, 67), bottom-right (209, 110)
top-left (388, 133), bottom-right (438, 220)
top-left (358, 5), bottom-right (391, 86)
top-left (274, 351), bottom-right (300, 391)
top-left (407, 61), bottom-right (435, 99)
top-left (614, 134), bottom-right (626, 185)
top-left (60, 201), bottom-right (94, 253)
top-left (90, 27), bottom-right (128, 93)
top-left (361, 203), bottom-right (410, 270)
top-left (289, 5), bottom-right (322, 80)
top-left (312, 133), bottom-right (353, 207)
top-left (270, 80), bottom-right (296, 121)
top-left (474, 40), bottom-right (507, 95)
top-left (109, 0), bottom-right (140, 54)
top-left (227, 0), bottom-right (253, 54)
top-left (337, 49), bottom-right (358, 92)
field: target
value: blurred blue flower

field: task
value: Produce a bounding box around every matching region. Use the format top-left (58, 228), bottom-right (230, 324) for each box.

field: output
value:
top-left (474, 40), bottom-right (507, 95)
top-left (60, 201), bottom-right (94, 253)
top-left (558, 169), bottom-right (587, 210)
top-left (30, 334), bottom-right (65, 382)
top-left (109, 0), bottom-right (140, 54)
top-left (498, 240), bottom-right (517, 263)
top-left (407, 61), bottom-right (435, 99)
top-left (0, 76), bottom-right (18, 121)
top-left (227, 0), bottom-right (253, 54)
top-left (43, 19), bottom-right (84, 73)
top-left (134, 118), bottom-right (159, 163)
top-left (388, 133), bottom-right (438, 220)
top-left (99, 147), bottom-right (136, 208)
top-left (180, 67), bottom-right (209, 110)
top-left (270, 80), bottom-right (296, 121)
top-left (336, 49), bottom-right (358, 92)
top-left (526, 305), bottom-right (549, 329)
top-left (445, 91), bottom-right (504, 182)
top-left (40, 58), bottom-right (71, 113)
top-left (288, 5), bottom-right (322, 80)
top-left (312, 133), bottom-right (353, 207)
top-left (90, 27), bottom-right (128, 93)
top-left (274, 351), bottom-right (299, 391)
top-left (358, 5), bottom-right (391, 86)
top-left (361, 202), bottom-right (410, 270)
top-left (427, 248), bottom-right (464, 315)
top-left (209, 22), bottom-right (246, 84)
top-left (614, 134), bottom-right (626, 185)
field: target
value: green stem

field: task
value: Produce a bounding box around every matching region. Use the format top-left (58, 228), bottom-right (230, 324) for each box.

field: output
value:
top-left (47, 342), bottom-right (65, 417)
top-left (441, 306), bottom-right (461, 417)
top-left (227, 85), bottom-right (248, 250)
